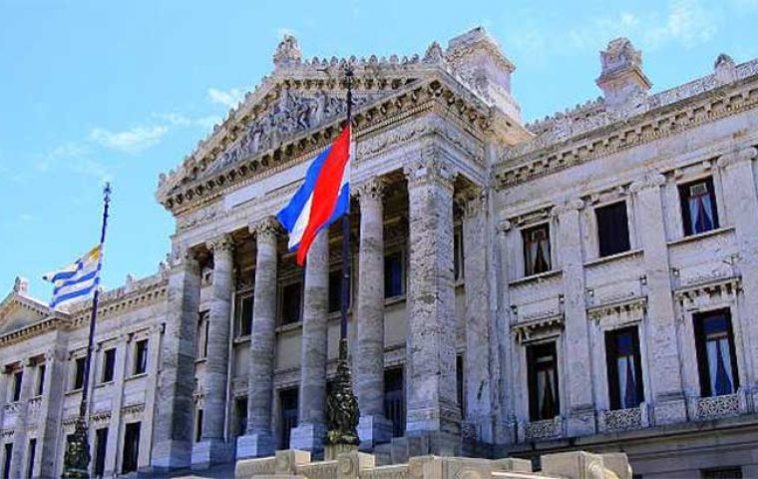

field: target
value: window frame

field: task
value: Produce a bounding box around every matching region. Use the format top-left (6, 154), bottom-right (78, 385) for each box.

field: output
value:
top-left (132, 339), bottom-right (148, 376)
top-left (383, 367), bottom-right (405, 438)
top-left (678, 176), bottom-right (720, 237)
top-left (101, 348), bottom-right (116, 384)
top-left (595, 200), bottom-right (631, 258)
top-left (526, 341), bottom-right (560, 421)
top-left (279, 278), bottom-right (304, 326)
top-left (235, 292), bottom-right (254, 338)
top-left (278, 388), bottom-right (299, 450)
top-left (693, 308), bottom-right (739, 398)
top-left (72, 357), bottom-right (86, 391)
top-left (35, 364), bottom-right (45, 397)
top-left (605, 326), bottom-right (644, 410)
top-left (121, 421), bottom-right (141, 474)
top-left (453, 224), bottom-right (465, 282)
top-left (93, 427), bottom-right (108, 478)
top-left (384, 249), bottom-right (406, 299)
top-left (328, 266), bottom-right (352, 314)
top-left (522, 223), bottom-right (552, 277)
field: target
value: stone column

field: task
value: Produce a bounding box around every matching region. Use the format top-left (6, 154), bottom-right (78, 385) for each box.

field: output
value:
top-left (404, 154), bottom-right (460, 454)
top-left (291, 230), bottom-right (329, 453)
top-left (554, 199), bottom-right (596, 436)
top-left (238, 217), bottom-right (280, 458)
top-left (195, 234), bottom-right (235, 466)
top-left (631, 173), bottom-right (686, 424)
top-left (495, 221), bottom-right (517, 445)
top-left (354, 178), bottom-right (393, 449)
top-left (458, 187), bottom-right (494, 444)
top-left (140, 324), bottom-right (164, 469)
top-left (151, 248), bottom-right (202, 471)
top-left (718, 147), bottom-right (758, 405)
top-left (10, 358), bottom-right (34, 477)
top-left (36, 342), bottom-right (65, 478)
top-left (104, 333), bottom-right (130, 476)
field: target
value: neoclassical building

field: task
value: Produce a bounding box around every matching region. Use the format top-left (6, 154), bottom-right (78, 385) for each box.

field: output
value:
top-left (1, 28), bottom-right (758, 478)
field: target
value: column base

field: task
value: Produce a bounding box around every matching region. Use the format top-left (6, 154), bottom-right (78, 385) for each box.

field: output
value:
top-left (150, 439), bottom-right (192, 472)
top-left (406, 403), bottom-right (461, 437)
top-left (566, 406), bottom-right (596, 437)
top-left (237, 432), bottom-right (276, 459)
top-left (191, 438), bottom-right (233, 469)
top-left (357, 415), bottom-right (393, 451)
top-left (290, 423), bottom-right (326, 454)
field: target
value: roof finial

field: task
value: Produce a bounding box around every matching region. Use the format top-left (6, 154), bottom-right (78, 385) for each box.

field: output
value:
top-left (13, 276), bottom-right (28, 294)
top-left (273, 34), bottom-right (302, 68)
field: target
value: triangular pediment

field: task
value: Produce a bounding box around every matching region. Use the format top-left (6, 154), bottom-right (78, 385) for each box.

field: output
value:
top-left (0, 281), bottom-right (53, 336)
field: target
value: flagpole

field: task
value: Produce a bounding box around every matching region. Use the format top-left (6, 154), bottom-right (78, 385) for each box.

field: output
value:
top-left (64, 183), bottom-right (111, 479)
top-left (324, 65), bottom-right (360, 455)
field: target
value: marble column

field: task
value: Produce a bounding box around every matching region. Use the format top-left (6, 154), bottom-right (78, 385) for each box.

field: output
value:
top-left (238, 217), bottom-right (280, 458)
top-left (151, 248), bottom-right (201, 471)
top-left (458, 187), bottom-right (494, 444)
top-left (291, 230), bottom-right (329, 453)
top-left (631, 173), bottom-right (686, 424)
top-left (10, 359), bottom-right (34, 478)
top-left (104, 333), bottom-right (130, 476)
top-left (718, 147), bottom-right (758, 405)
top-left (554, 199), bottom-right (596, 436)
top-left (404, 154), bottom-right (460, 455)
top-left (195, 234), bottom-right (234, 466)
top-left (354, 178), bottom-right (393, 450)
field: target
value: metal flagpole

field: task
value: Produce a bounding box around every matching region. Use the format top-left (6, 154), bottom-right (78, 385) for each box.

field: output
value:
top-left (64, 183), bottom-right (111, 479)
top-left (325, 66), bottom-right (360, 454)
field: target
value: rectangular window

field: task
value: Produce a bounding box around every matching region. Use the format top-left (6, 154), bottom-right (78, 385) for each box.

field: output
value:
top-left (605, 327), bottom-right (644, 410)
top-left (235, 396), bottom-right (248, 437)
top-left (454, 226), bottom-right (464, 281)
top-left (236, 294), bottom-right (254, 337)
top-left (35, 365), bottom-right (45, 397)
top-left (25, 439), bottom-right (35, 479)
top-left (94, 427), bottom-right (108, 478)
top-left (596, 201), bottom-right (631, 257)
top-left (133, 340), bottom-right (148, 375)
top-left (73, 357), bottom-right (86, 390)
top-left (456, 355), bottom-right (465, 419)
top-left (328, 268), bottom-right (351, 313)
top-left (523, 224), bottom-right (551, 277)
top-left (679, 177), bottom-right (719, 236)
top-left (121, 422), bottom-right (141, 473)
top-left (694, 309), bottom-right (739, 397)
top-left (527, 342), bottom-right (559, 421)
top-left (101, 349), bottom-right (116, 383)
top-left (12, 371), bottom-right (22, 402)
top-left (195, 408), bottom-right (203, 443)
top-left (281, 282), bottom-right (303, 325)
top-left (197, 311), bottom-right (210, 358)
top-left (3, 443), bottom-right (11, 479)
top-left (279, 388), bottom-right (298, 450)
top-left (702, 467), bottom-right (743, 479)
top-left (384, 251), bottom-right (404, 298)
top-left (384, 368), bottom-right (405, 438)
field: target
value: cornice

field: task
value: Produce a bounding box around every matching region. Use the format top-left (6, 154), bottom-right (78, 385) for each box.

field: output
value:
top-left (495, 73), bottom-right (758, 189)
top-left (68, 277), bottom-right (168, 328)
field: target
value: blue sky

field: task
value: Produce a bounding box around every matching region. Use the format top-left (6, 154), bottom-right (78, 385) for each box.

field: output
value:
top-left (1, 0), bottom-right (756, 300)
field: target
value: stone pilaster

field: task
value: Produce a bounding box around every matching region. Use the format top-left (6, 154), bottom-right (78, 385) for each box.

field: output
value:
top-left (354, 178), bottom-right (393, 450)
top-left (151, 248), bottom-right (202, 471)
top-left (291, 230), bottom-right (329, 453)
top-left (10, 358), bottom-right (34, 478)
top-left (35, 343), bottom-right (65, 478)
top-left (718, 147), bottom-right (758, 404)
top-left (495, 221), bottom-right (517, 446)
top-left (104, 333), bottom-right (131, 476)
top-left (458, 187), bottom-right (494, 444)
top-left (554, 199), bottom-right (595, 436)
top-left (194, 234), bottom-right (235, 466)
top-left (403, 154), bottom-right (460, 455)
top-left (238, 217), bottom-right (280, 459)
top-left (140, 324), bottom-right (164, 470)
top-left (630, 173), bottom-right (686, 424)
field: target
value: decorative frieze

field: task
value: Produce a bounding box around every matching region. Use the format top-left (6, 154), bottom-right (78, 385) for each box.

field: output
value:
top-left (674, 276), bottom-right (741, 311)
top-left (695, 393), bottom-right (742, 420)
top-left (511, 313), bottom-right (564, 344)
top-left (600, 405), bottom-right (646, 433)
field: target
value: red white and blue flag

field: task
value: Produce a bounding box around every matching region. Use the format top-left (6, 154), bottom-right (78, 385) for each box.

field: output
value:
top-left (277, 125), bottom-right (351, 266)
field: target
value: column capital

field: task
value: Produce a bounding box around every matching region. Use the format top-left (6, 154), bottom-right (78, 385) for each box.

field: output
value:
top-left (496, 220), bottom-right (512, 235)
top-left (454, 186), bottom-right (485, 218)
top-left (551, 198), bottom-right (585, 217)
top-left (717, 147), bottom-right (758, 169)
top-left (353, 177), bottom-right (387, 202)
top-left (207, 234), bottom-right (234, 254)
top-left (403, 155), bottom-right (455, 190)
top-left (629, 172), bottom-right (666, 193)
top-left (250, 216), bottom-right (282, 242)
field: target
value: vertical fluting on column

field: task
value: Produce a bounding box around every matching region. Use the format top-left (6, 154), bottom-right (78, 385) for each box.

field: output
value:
top-left (151, 248), bottom-right (201, 471)
top-left (238, 217), bottom-right (279, 458)
top-left (291, 229), bottom-right (329, 452)
top-left (554, 198), bottom-right (596, 436)
top-left (631, 173), bottom-right (686, 425)
top-left (354, 178), bottom-right (393, 449)
top-left (404, 151), bottom-right (460, 454)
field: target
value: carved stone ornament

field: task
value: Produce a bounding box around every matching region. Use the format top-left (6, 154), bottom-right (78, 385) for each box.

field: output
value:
top-left (629, 172), bottom-right (666, 193)
top-left (403, 155), bottom-right (456, 188)
top-left (454, 186), bottom-right (485, 218)
top-left (353, 177), bottom-right (387, 202)
top-left (423, 41), bottom-right (445, 64)
top-left (207, 234), bottom-right (234, 253)
top-left (717, 146), bottom-right (758, 169)
top-left (251, 216), bottom-right (282, 241)
top-left (273, 34), bottom-right (302, 68)
top-left (551, 198), bottom-right (585, 217)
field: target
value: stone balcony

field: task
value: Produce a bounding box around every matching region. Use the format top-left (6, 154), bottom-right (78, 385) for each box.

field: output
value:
top-left (598, 403), bottom-right (650, 433)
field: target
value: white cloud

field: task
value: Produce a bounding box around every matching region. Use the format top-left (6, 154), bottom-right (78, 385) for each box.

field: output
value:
top-left (645, 0), bottom-right (718, 48)
top-left (18, 213), bottom-right (33, 223)
top-left (207, 87), bottom-right (245, 109)
top-left (89, 125), bottom-right (168, 154)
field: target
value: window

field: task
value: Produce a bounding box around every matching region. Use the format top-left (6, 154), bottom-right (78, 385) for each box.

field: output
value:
top-left (280, 282), bottom-right (303, 325)
top-left (384, 368), bottom-right (405, 438)
top-left (25, 438), bottom-right (35, 479)
top-left (235, 396), bottom-right (248, 437)
top-left (195, 408), bottom-right (203, 443)
top-left (384, 251), bottom-right (404, 298)
top-left (236, 294), bottom-right (254, 337)
top-left (454, 226), bottom-right (464, 281)
top-left (3, 443), bottom-right (11, 479)
top-left (596, 201), bottom-right (631, 257)
top-left (523, 224), bottom-right (551, 277)
top-left (702, 466), bottom-right (743, 479)
top-left (605, 327), bottom-right (644, 410)
top-left (279, 388), bottom-right (298, 450)
top-left (679, 177), bottom-right (719, 236)
top-left (11, 371), bottom-right (22, 402)
top-left (197, 311), bottom-right (209, 359)
top-left (527, 342), bottom-right (559, 421)
top-left (35, 364), bottom-right (45, 397)
top-left (94, 427), bottom-right (108, 478)
top-left (133, 340), bottom-right (148, 375)
top-left (328, 269), bottom-right (351, 313)
top-left (456, 355), bottom-right (465, 419)
top-left (73, 357), bottom-right (86, 390)
top-left (694, 309), bottom-right (739, 397)
top-left (121, 422), bottom-right (141, 473)
top-left (101, 349), bottom-right (116, 383)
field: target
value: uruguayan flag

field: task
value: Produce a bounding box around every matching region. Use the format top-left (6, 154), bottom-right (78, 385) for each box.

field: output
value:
top-left (43, 245), bottom-right (102, 309)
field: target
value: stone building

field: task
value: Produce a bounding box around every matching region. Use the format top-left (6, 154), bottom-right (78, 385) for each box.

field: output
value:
top-left (1, 28), bottom-right (757, 478)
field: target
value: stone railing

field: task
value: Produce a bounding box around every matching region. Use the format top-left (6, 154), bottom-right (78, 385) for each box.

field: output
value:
top-left (235, 449), bottom-right (633, 479)
top-left (694, 392), bottom-right (744, 421)
top-left (599, 403), bottom-right (649, 433)
top-left (522, 417), bottom-right (562, 441)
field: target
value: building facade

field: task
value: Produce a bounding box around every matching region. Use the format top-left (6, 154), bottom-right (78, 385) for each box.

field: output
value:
top-left (1, 28), bottom-right (758, 478)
